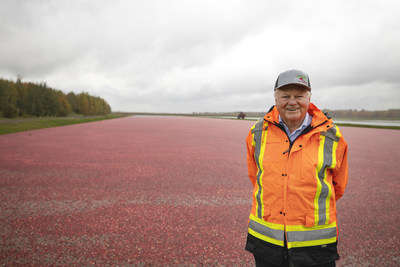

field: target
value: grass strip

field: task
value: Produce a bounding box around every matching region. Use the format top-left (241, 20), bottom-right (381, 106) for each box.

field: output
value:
top-left (0, 114), bottom-right (129, 135)
top-left (335, 123), bottom-right (400, 130)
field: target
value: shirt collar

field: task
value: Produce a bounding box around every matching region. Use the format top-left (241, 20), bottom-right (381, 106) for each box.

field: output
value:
top-left (279, 112), bottom-right (312, 133)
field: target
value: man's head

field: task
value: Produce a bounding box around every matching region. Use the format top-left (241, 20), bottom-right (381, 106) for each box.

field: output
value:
top-left (274, 70), bottom-right (312, 127)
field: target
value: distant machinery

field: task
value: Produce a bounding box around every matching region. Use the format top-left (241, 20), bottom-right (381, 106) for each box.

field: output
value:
top-left (237, 112), bottom-right (246, 119)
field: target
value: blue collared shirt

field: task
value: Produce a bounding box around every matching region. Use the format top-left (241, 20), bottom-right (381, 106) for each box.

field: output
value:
top-left (279, 112), bottom-right (313, 142)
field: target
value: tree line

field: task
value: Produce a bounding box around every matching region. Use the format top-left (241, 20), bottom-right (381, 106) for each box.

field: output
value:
top-left (0, 77), bottom-right (111, 118)
top-left (322, 108), bottom-right (400, 120)
top-left (191, 109), bottom-right (400, 120)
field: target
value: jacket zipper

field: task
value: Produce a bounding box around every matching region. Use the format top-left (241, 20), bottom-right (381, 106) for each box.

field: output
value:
top-left (269, 119), bottom-right (328, 156)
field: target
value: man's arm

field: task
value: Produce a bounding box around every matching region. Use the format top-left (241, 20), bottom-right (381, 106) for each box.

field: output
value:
top-left (333, 137), bottom-right (348, 201)
top-left (246, 130), bottom-right (258, 188)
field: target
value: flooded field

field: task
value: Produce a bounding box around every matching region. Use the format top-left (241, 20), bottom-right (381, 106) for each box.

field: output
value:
top-left (0, 116), bottom-right (399, 266)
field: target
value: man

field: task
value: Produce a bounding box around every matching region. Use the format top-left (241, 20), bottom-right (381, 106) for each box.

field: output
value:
top-left (245, 70), bottom-right (348, 267)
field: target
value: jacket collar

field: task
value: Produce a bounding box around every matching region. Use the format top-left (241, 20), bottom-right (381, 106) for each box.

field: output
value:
top-left (264, 103), bottom-right (332, 129)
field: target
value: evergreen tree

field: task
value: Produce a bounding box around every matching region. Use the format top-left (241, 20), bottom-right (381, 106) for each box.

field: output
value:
top-left (0, 79), bottom-right (18, 117)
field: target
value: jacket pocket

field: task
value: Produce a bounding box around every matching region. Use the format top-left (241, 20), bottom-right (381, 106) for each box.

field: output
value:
top-left (262, 142), bottom-right (283, 162)
top-left (262, 210), bottom-right (271, 221)
top-left (305, 212), bottom-right (315, 228)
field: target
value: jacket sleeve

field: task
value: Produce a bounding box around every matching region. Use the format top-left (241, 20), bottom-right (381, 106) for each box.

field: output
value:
top-left (332, 136), bottom-right (348, 201)
top-left (246, 129), bottom-right (258, 188)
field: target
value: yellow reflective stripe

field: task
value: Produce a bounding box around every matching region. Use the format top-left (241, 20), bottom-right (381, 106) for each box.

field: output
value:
top-left (250, 214), bottom-right (285, 230)
top-left (250, 124), bottom-right (256, 147)
top-left (252, 119), bottom-right (268, 219)
top-left (286, 222), bottom-right (337, 249)
top-left (248, 214), bottom-right (285, 247)
top-left (286, 221), bottom-right (336, 232)
top-left (324, 177), bottom-right (333, 224)
top-left (256, 125), bottom-right (268, 218)
top-left (249, 229), bottom-right (284, 247)
top-left (288, 237), bottom-right (337, 249)
top-left (324, 125), bottom-right (342, 221)
top-left (330, 125), bottom-right (341, 169)
top-left (314, 126), bottom-right (341, 226)
top-left (314, 136), bottom-right (325, 225)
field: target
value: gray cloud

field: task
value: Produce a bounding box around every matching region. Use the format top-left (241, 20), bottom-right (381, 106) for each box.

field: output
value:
top-left (0, 0), bottom-right (399, 113)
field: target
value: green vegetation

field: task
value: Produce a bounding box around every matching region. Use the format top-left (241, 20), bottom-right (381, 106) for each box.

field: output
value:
top-left (333, 122), bottom-right (400, 130)
top-left (0, 114), bottom-right (129, 135)
top-left (323, 109), bottom-right (400, 120)
top-left (0, 77), bottom-right (111, 118)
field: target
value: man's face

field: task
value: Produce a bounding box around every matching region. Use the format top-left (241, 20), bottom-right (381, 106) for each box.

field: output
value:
top-left (274, 85), bottom-right (311, 126)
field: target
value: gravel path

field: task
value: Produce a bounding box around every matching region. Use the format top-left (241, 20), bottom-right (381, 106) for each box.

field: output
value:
top-left (0, 116), bottom-right (399, 266)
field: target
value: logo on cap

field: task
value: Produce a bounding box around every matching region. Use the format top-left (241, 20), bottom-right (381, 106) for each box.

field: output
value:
top-left (296, 75), bottom-right (307, 85)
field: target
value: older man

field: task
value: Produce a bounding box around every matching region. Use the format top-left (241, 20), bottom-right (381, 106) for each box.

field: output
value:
top-left (245, 70), bottom-right (348, 267)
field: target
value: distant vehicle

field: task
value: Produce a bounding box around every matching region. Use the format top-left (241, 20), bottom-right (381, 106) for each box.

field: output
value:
top-left (237, 112), bottom-right (246, 119)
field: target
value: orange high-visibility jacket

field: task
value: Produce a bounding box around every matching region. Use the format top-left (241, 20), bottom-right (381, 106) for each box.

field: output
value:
top-left (245, 103), bottom-right (348, 264)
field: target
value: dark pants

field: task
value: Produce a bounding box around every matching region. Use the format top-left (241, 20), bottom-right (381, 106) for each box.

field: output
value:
top-left (254, 254), bottom-right (336, 267)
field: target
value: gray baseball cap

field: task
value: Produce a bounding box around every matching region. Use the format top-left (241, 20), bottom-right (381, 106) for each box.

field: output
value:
top-left (274, 69), bottom-right (311, 91)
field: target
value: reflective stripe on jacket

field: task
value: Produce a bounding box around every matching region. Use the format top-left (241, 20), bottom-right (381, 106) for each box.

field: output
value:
top-left (245, 103), bottom-right (348, 264)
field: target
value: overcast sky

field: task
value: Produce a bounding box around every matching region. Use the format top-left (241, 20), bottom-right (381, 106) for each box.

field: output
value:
top-left (1, 0), bottom-right (399, 113)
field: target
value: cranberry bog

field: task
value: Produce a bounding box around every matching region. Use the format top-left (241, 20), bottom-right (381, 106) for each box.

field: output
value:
top-left (0, 116), bottom-right (399, 266)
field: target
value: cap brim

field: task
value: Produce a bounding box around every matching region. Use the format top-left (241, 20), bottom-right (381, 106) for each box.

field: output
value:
top-left (275, 83), bottom-right (311, 91)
